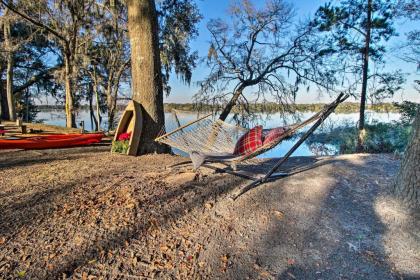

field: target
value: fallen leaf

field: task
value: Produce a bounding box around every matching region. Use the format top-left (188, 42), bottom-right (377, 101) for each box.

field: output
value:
top-left (0, 237), bottom-right (5, 244)
top-left (273, 210), bottom-right (284, 219)
top-left (160, 245), bottom-right (169, 252)
top-left (259, 270), bottom-right (271, 278)
top-left (17, 271), bottom-right (26, 278)
top-left (287, 258), bottom-right (295, 265)
top-left (220, 254), bottom-right (229, 262)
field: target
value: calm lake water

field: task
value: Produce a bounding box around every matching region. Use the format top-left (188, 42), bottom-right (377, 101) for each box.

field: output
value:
top-left (36, 109), bottom-right (401, 158)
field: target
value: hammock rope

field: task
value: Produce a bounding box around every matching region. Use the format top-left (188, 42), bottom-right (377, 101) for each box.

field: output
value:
top-left (155, 95), bottom-right (342, 164)
top-left (156, 118), bottom-right (248, 155)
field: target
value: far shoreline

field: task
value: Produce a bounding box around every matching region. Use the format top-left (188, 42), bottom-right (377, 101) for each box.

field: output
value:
top-left (34, 102), bottom-right (401, 114)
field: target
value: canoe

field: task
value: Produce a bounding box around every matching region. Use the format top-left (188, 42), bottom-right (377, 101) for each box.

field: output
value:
top-left (0, 133), bottom-right (104, 150)
top-left (113, 100), bottom-right (143, 156)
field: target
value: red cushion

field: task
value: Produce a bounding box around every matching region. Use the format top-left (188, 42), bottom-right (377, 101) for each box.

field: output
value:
top-left (263, 127), bottom-right (287, 145)
top-left (233, 125), bottom-right (263, 156)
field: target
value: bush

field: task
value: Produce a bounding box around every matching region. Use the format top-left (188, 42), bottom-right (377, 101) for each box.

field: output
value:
top-left (111, 140), bottom-right (130, 154)
top-left (393, 101), bottom-right (420, 125)
top-left (307, 121), bottom-right (412, 154)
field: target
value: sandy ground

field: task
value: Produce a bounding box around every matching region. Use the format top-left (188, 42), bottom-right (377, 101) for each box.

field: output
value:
top-left (0, 146), bottom-right (419, 279)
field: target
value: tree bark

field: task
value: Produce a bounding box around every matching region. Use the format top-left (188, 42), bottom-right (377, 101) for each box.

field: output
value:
top-left (0, 22), bottom-right (3, 121)
top-left (95, 85), bottom-right (101, 131)
top-left (219, 87), bottom-right (244, 121)
top-left (393, 110), bottom-right (420, 209)
top-left (88, 86), bottom-right (98, 132)
top-left (356, 0), bottom-right (372, 152)
top-left (4, 8), bottom-right (16, 121)
top-left (64, 52), bottom-right (75, 128)
top-left (106, 87), bottom-right (117, 131)
top-left (127, 0), bottom-right (169, 154)
top-left (0, 71), bottom-right (3, 121)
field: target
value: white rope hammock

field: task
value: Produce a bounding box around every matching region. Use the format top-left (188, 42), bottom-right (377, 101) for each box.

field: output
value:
top-left (157, 117), bottom-right (249, 154)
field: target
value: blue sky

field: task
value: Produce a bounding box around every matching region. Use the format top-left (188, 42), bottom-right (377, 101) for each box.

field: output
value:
top-left (164, 0), bottom-right (420, 104)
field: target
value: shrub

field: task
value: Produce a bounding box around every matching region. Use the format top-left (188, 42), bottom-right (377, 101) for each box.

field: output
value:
top-left (307, 121), bottom-right (412, 154)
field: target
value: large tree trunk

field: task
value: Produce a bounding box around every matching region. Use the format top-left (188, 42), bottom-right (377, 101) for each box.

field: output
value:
top-left (127, 0), bottom-right (169, 154)
top-left (4, 8), bottom-right (16, 121)
top-left (393, 110), bottom-right (420, 208)
top-left (64, 52), bottom-right (75, 128)
top-left (356, 0), bottom-right (372, 152)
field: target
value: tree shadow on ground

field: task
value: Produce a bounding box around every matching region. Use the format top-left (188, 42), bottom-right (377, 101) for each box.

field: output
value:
top-left (0, 153), bottom-right (247, 278)
top-left (0, 146), bottom-right (109, 170)
top-left (217, 155), bottom-right (418, 279)
top-left (54, 174), bottom-right (246, 278)
top-left (2, 154), bottom-right (417, 279)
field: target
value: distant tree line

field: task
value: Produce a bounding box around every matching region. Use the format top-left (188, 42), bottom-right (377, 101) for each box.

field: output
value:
top-left (164, 102), bottom-right (401, 114)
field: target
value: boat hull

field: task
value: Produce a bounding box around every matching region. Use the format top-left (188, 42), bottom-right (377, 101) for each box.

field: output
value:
top-left (0, 133), bottom-right (104, 150)
top-left (113, 101), bottom-right (143, 156)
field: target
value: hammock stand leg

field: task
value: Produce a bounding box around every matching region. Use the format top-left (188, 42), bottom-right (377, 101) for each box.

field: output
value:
top-left (232, 95), bottom-right (346, 200)
top-left (202, 163), bottom-right (263, 181)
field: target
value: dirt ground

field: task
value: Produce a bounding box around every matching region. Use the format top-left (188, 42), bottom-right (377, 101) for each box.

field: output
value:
top-left (0, 146), bottom-right (419, 279)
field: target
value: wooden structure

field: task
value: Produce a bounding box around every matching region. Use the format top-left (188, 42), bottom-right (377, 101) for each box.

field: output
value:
top-left (113, 100), bottom-right (143, 156)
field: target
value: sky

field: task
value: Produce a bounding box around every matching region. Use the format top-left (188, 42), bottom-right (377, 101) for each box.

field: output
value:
top-left (164, 0), bottom-right (420, 104)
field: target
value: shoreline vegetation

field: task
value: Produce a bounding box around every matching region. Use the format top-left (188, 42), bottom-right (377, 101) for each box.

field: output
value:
top-left (36, 102), bottom-right (400, 114)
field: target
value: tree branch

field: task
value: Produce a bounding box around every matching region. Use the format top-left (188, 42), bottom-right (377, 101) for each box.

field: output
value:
top-left (13, 64), bottom-right (63, 95)
top-left (0, 0), bottom-right (68, 43)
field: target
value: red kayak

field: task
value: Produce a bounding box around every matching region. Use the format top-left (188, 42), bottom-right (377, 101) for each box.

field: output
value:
top-left (0, 133), bottom-right (104, 150)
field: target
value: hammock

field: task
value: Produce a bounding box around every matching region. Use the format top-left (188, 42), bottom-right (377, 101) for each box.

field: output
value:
top-left (156, 93), bottom-right (349, 198)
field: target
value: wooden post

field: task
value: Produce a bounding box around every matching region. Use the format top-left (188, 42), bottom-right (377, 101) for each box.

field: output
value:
top-left (79, 121), bottom-right (85, 133)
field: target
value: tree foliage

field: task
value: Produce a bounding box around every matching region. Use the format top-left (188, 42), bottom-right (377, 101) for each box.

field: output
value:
top-left (158, 0), bottom-right (201, 94)
top-left (0, 0), bottom-right (201, 130)
top-left (195, 0), bottom-right (339, 121)
top-left (313, 0), bottom-right (404, 151)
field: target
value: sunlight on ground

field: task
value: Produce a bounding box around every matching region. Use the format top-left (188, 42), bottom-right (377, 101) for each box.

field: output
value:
top-left (374, 197), bottom-right (420, 276)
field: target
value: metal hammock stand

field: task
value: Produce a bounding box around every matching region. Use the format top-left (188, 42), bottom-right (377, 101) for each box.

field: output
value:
top-left (156, 93), bottom-right (349, 199)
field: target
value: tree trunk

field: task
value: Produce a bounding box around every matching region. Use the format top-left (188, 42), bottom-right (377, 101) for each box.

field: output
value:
top-left (0, 73), bottom-right (3, 121)
top-left (127, 0), bottom-right (169, 154)
top-left (0, 23), bottom-right (3, 121)
top-left (393, 110), bottom-right (420, 208)
top-left (25, 89), bottom-right (29, 122)
top-left (64, 52), bottom-right (75, 128)
top-left (107, 88), bottom-right (117, 131)
top-left (92, 79), bottom-right (101, 131)
top-left (95, 87), bottom-right (101, 131)
top-left (356, 0), bottom-right (372, 152)
top-left (88, 84), bottom-right (98, 131)
top-left (4, 8), bottom-right (16, 121)
top-left (219, 87), bottom-right (244, 121)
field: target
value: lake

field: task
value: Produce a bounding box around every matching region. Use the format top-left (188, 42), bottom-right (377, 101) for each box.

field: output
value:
top-left (36, 109), bottom-right (401, 158)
